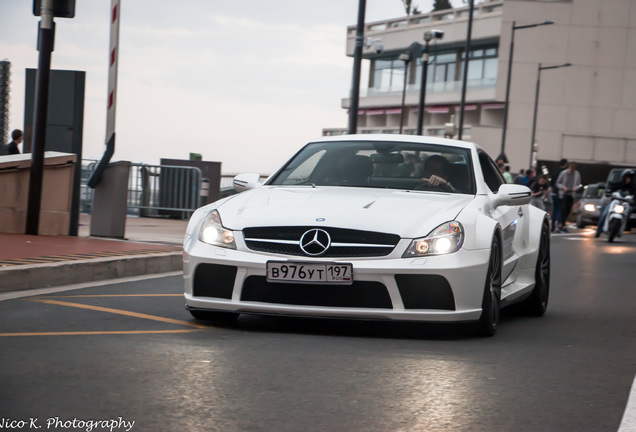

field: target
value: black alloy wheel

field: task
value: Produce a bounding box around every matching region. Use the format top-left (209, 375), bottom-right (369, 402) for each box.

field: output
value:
top-left (522, 221), bottom-right (551, 316)
top-left (475, 235), bottom-right (502, 337)
top-left (576, 215), bottom-right (586, 229)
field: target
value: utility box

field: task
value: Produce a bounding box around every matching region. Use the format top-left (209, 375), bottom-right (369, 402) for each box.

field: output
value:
top-left (0, 152), bottom-right (76, 235)
top-left (24, 69), bottom-right (85, 235)
top-left (89, 161), bottom-right (131, 239)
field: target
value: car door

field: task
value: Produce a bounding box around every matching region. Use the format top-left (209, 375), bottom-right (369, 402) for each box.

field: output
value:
top-left (478, 152), bottom-right (528, 283)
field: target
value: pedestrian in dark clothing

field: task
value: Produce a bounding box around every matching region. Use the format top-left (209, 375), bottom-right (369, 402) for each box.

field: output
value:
top-left (514, 169), bottom-right (528, 185)
top-left (555, 161), bottom-right (581, 233)
top-left (530, 174), bottom-right (550, 210)
top-left (550, 158), bottom-right (568, 232)
top-left (4, 129), bottom-right (23, 155)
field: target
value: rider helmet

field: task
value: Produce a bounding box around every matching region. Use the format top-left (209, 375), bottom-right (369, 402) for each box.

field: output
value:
top-left (622, 169), bottom-right (635, 180)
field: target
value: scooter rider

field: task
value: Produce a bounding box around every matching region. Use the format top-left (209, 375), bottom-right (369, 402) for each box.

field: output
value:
top-left (595, 169), bottom-right (636, 237)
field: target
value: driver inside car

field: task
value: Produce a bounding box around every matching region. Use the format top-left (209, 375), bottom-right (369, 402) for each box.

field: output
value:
top-left (421, 155), bottom-right (454, 190)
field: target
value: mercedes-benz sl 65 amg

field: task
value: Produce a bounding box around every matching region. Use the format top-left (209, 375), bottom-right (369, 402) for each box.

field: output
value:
top-left (183, 135), bottom-right (551, 336)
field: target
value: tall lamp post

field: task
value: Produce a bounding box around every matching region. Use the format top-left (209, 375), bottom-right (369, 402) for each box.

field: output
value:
top-left (457, 0), bottom-right (474, 140)
top-left (347, 0), bottom-right (366, 134)
top-left (417, 30), bottom-right (444, 135)
top-left (398, 52), bottom-right (411, 134)
top-left (529, 62), bottom-right (571, 169)
top-left (399, 42), bottom-right (424, 134)
top-left (499, 19), bottom-right (554, 161)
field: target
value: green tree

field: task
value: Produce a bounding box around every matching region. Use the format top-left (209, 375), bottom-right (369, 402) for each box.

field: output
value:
top-left (432, 0), bottom-right (453, 11)
top-left (401, 0), bottom-right (421, 15)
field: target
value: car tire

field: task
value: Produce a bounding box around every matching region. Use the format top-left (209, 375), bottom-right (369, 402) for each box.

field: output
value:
top-left (576, 215), bottom-right (586, 229)
top-left (475, 235), bottom-right (502, 337)
top-left (521, 221), bottom-right (550, 316)
top-left (608, 218), bottom-right (621, 243)
top-left (189, 310), bottom-right (240, 322)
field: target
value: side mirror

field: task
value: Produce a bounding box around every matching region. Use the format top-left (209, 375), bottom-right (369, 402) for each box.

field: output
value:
top-left (492, 184), bottom-right (531, 207)
top-left (233, 173), bottom-right (262, 192)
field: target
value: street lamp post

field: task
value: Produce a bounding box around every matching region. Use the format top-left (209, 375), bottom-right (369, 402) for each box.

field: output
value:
top-left (417, 30), bottom-right (444, 135)
top-left (27, 0), bottom-right (56, 235)
top-left (399, 42), bottom-right (425, 134)
top-left (347, 0), bottom-right (366, 135)
top-left (399, 52), bottom-right (411, 134)
top-left (529, 62), bottom-right (571, 169)
top-left (499, 19), bottom-right (554, 161)
top-left (458, 0), bottom-right (474, 140)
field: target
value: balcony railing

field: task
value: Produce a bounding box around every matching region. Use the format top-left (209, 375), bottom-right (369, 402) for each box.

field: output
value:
top-left (347, 0), bottom-right (503, 36)
top-left (361, 77), bottom-right (497, 97)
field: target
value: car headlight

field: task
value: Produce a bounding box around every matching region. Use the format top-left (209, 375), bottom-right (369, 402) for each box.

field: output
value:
top-left (199, 210), bottom-right (236, 249)
top-left (403, 221), bottom-right (464, 257)
top-left (583, 204), bottom-right (596, 212)
top-left (614, 204), bottom-right (625, 214)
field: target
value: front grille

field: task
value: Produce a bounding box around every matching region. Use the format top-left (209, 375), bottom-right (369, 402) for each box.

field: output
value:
top-left (241, 276), bottom-right (393, 309)
top-left (243, 226), bottom-right (400, 258)
top-left (394, 274), bottom-right (455, 310)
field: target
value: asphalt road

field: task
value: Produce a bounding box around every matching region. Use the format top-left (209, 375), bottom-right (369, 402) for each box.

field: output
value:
top-left (1, 229), bottom-right (635, 432)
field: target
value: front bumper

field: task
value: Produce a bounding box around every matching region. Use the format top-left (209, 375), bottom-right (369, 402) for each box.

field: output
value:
top-left (183, 236), bottom-right (491, 323)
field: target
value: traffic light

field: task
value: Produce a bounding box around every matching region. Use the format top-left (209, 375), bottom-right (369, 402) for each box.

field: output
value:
top-left (33, 0), bottom-right (75, 18)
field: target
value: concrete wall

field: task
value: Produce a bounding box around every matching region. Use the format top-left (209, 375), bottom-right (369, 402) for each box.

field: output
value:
top-left (499, 0), bottom-right (636, 170)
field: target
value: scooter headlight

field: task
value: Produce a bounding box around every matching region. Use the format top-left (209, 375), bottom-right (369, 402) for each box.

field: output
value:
top-left (614, 204), bottom-right (625, 214)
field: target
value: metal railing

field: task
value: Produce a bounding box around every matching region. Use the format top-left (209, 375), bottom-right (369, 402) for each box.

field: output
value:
top-left (81, 162), bottom-right (203, 219)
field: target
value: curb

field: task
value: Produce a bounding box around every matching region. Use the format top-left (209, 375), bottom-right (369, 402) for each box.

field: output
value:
top-left (0, 252), bottom-right (183, 293)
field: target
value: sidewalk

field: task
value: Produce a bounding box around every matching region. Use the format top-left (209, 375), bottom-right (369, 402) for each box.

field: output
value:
top-left (0, 214), bottom-right (188, 293)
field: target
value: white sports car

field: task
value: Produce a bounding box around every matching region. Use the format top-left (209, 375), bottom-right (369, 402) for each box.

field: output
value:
top-left (183, 135), bottom-right (550, 336)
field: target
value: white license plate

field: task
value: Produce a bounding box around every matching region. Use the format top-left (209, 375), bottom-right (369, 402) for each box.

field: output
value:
top-left (266, 262), bottom-right (353, 285)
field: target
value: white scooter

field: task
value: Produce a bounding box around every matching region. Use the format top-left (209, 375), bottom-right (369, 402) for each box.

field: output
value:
top-left (602, 191), bottom-right (634, 242)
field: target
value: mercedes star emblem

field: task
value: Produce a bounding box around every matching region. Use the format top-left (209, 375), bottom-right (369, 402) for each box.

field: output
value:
top-left (299, 229), bottom-right (331, 256)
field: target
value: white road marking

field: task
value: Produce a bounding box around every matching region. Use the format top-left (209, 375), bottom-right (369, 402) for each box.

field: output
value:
top-left (619, 374), bottom-right (636, 432)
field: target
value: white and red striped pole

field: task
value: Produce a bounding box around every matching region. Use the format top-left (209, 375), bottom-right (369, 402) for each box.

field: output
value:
top-left (106, 0), bottom-right (120, 143)
top-left (88, 0), bottom-right (121, 188)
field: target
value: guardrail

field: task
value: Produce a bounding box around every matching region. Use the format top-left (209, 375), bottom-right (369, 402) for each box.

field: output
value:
top-left (81, 162), bottom-right (203, 219)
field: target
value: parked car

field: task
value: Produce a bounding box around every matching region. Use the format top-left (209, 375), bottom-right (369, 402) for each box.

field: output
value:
top-left (575, 183), bottom-right (606, 228)
top-left (183, 135), bottom-right (551, 336)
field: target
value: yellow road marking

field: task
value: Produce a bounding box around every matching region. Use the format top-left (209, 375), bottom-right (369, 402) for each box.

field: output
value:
top-left (0, 330), bottom-right (200, 337)
top-left (28, 298), bottom-right (207, 329)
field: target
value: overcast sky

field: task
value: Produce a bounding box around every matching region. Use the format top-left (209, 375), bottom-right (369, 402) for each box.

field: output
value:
top-left (1, 0), bottom-right (462, 173)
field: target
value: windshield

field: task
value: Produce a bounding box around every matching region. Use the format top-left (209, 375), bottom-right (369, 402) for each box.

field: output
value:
top-left (583, 185), bottom-right (604, 199)
top-left (267, 140), bottom-right (476, 195)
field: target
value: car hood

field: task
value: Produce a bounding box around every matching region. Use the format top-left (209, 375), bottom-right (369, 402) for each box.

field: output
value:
top-left (217, 186), bottom-right (473, 238)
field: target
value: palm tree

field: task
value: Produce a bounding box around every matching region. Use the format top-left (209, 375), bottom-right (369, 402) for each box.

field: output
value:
top-left (401, 0), bottom-right (421, 15)
top-left (432, 0), bottom-right (453, 11)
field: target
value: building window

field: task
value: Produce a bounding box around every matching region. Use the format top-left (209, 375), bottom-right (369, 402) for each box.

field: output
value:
top-left (460, 45), bottom-right (499, 83)
top-left (372, 59), bottom-right (407, 93)
top-left (369, 44), bottom-right (498, 94)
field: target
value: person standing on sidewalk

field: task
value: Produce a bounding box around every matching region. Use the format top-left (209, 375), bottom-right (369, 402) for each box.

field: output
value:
top-left (529, 174), bottom-right (550, 211)
top-left (550, 158), bottom-right (568, 232)
top-left (4, 129), bottom-right (23, 155)
top-left (555, 161), bottom-right (581, 233)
